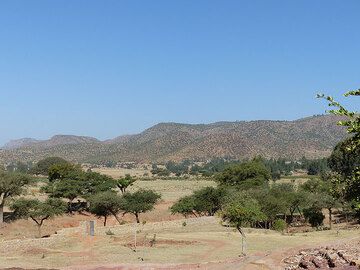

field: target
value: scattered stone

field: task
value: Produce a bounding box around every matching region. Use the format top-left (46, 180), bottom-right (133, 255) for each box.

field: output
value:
top-left (283, 240), bottom-right (360, 269)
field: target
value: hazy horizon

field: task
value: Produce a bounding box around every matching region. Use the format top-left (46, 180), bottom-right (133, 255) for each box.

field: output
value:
top-left (1, 1), bottom-right (359, 145)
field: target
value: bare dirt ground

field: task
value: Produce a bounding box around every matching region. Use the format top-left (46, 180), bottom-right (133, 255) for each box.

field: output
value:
top-left (1, 216), bottom-right (359, 270)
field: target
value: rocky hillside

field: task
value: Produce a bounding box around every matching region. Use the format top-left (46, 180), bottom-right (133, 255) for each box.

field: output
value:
top-left (0, 115), bottom-right (348, 164)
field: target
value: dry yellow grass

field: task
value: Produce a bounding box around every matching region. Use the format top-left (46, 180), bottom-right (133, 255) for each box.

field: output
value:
top-left (0, 216), bottom-right (358, 269)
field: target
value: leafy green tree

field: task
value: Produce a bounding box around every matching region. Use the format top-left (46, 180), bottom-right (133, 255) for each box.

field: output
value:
top-left (121, 189), bottom-right (161, 223)
top-left (10, 198), bottom-right (66, 237)
top-left (216, 160), bottom-right (270, 190)
top-left (81, 171), bottom-right (116, 196)
top-left (221, 195), bottom-right (266, 254)
top-left (318, 89), bottom-right (359, 203)
top-left (301, 178), bottom-right (341, 229)
top-left (170, 195), bottom-right (197, 217)
top-left (88, 191), bottom-right (123, 226)
top-left (254, 188), bottom-right (288, 228)
top-left (0, 171), bottom-right (32, 223)
top-left (191, 187), bottom-right (225, 216)
top-left (171, 187), bottom-right (225, 217)
top-left (270, 183), bottom-right (311, 223)
top-left (48, 163), bottom-right (82, 181)
top-left (116, 174), bottom-right (136, 193)
top-left (44, 179), bottom-right (84, 213)
top-left (328, 138), bottom-right (360, 178)
top-left (30, 157), bottom-right (70, 175)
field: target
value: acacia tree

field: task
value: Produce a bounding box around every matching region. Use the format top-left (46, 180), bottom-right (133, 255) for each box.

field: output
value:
top-left (0, 171), bottom-right (32, 224)
top-left (216, 160), bottom-right (270, 190)
top-left (171, 187), bottom-right (225, 217)
top-left (88, 191), bottom-right (123, 226)
top-left (30, 157), bottom-right (70, 175)
top-left (121, 189), bottom-right (161, 223)
top-left (10, 198), bottom-right (66, 237)
top-left (116, 174), bottom-right (136, 194)
top-left (44, 178), bottom-right (84, 213)
top-left (170, 195), bottom-right (198, 217)
top-left (221, 196), bottom-right (266, 254)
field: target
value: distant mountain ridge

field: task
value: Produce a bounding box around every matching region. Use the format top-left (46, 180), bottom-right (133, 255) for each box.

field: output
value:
top-left (0, 115), bottom-right (348, 164)
top-left (3, 135), bottom-right (99, 149)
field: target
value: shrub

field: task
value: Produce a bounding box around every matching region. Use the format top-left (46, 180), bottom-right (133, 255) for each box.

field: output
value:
top-left (273, 219), bottom-right (287, 232)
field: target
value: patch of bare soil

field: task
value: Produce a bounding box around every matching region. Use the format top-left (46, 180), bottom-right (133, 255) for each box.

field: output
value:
top-left (123, 238), bottom-right (197, 249)
top-left (283, 240), bottom-right (360, 269)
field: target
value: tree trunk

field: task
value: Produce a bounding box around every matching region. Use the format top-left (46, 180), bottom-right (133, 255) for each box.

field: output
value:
top-left (236, 225), bottom-right (247, 255)
top-left (328, 208), bottom-right (332, 230)
top-left (0, 203), bottom-right (4, 224)
top-left (111, 212), bottom-right (122, 225)
top-left (37, 224), bottom-right (42, 238)
top-left (135, 213), bottom-right (140, 223)
top-left (104, 216), bottom-right (107, 226)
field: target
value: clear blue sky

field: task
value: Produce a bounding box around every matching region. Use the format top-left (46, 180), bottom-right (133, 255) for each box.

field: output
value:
top-left (0, 1), bottom-right (359, 145)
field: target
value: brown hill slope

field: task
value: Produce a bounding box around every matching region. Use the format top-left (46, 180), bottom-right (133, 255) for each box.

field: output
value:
top-left (0, 115), bottom-right (348, 164)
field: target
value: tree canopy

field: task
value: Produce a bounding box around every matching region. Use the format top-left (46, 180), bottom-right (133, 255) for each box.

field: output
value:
top-left (319, 89), bottom-right (359, 204)
top-left (116, 174), bottom-right (136, 193)
top-left (216, 160), bottom-right (270, 189)
top-left (0, 171), bottom-right (32, 223)
top-left (88, 191), bottom-right (123, 226)
top-left (10, 198), bottom-right (66, 237)
top-left (30, 157), bottom-right (70, 175)
top-left (121, 189), bottom-right (161, 223)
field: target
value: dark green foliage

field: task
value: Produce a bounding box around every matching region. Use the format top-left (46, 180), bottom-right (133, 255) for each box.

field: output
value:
top-left (30, 157), bottom-right (70, 175)
top-left (44, 179), bottom-right (84, 212)
top-left (306, 159), bottom-right (328, 175)
top-left (88, 191), bottom-right (123, 226)
top-left (170, 195), bottom-right (197, 217)
top-left (216, 160), bottom-right (270, 190)
top-left (121, 189), bottom-right (161, 223)
top-left (303, 207), bottom-right (325, 228)
top-left (328, 138), bottom-right (360, 180)
top-left (165, 161), bottom-right (189, 176)
top-left (42, 165), bottom-right (116, 210)
top-left (81, 171), bottom-right (116, 196)
top-left (10, 198), bottom-right (66, 237)
top-left (0, 171), bottom-right (33, 223)
top-left (190, 158), bottom-right (240, 177)
top-left (48, 163), bottom-right (82, 181)
top-left (192, 187), bottom-right (225, 216)
top-left (171, 187), bottom-right (225, 217)
top-left (151, 164), bottom-right (170, 176)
